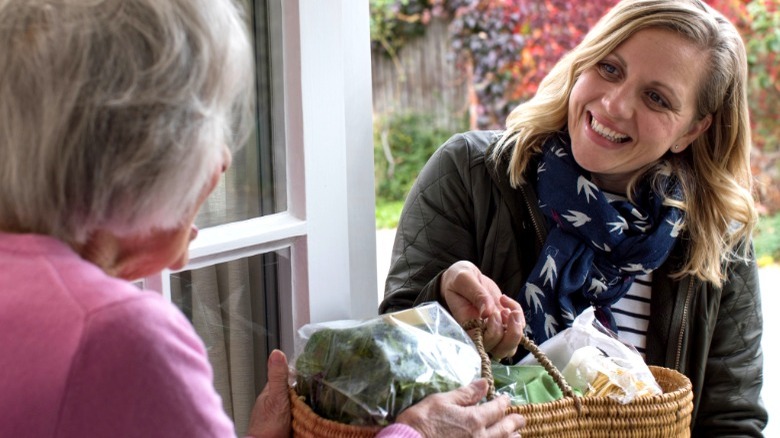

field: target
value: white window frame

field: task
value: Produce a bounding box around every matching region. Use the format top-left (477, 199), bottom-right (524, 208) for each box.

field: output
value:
top-left (143, 0), bottom-right (378, 355)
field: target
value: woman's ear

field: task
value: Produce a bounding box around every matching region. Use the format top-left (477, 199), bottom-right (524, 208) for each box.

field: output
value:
top-left (674, 114), bottom-right (712, 153)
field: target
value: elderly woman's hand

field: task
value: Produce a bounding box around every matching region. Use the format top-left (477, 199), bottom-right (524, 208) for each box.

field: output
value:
top-left (247, 349), bottom-right (291, 438)
top-left (440, 261), bottom-right (525, 360)
top-left (395, 379), bottom-right (524, 438)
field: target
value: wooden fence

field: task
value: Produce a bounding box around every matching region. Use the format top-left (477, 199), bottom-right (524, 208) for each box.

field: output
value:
top-left (371, 17), bottom-right (471, 132)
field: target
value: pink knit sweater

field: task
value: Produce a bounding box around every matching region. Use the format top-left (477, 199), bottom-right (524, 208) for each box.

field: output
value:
top-left (0, 232), bottom-right (238, 437)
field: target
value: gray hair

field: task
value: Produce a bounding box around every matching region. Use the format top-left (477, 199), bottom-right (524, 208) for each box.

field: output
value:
top-left (0, 0), bottom-right (254, 244)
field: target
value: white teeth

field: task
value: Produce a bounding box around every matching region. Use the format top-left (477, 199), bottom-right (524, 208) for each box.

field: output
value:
top-left (591, 117), bottom-right (629, 142)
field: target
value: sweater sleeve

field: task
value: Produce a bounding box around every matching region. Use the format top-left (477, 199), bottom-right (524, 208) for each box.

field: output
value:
top-left (55, 293), bottom-right (236, 438)
top-left (377, 423), bottom-right (422, 438)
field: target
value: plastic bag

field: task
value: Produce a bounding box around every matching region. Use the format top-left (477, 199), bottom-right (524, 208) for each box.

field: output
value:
top-left (518, 307), bottom-right (661, 403)
top-left (491, 363), bottom-right (576, 405)
top-left (293, 302), bottom-right (481, 426)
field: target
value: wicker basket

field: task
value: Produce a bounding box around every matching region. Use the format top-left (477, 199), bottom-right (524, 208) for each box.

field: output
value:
top-left (464, 319), bottom-right (693, 438)
top-left (289, 319), bottom-right (693, 437)
top-left (290, 387), bottom-right (381, 438)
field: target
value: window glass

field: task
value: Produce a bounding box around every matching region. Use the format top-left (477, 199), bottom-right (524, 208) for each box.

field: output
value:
top-left (195, 0), bottom-right (285, 228)
top-left (171, 249), bottom-right (287, 435)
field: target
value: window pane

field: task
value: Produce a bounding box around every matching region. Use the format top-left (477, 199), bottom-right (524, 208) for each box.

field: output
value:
top-left (195, 0), bottom-right (286, 228)
top-left (170, 249), bottom-right (288, 435)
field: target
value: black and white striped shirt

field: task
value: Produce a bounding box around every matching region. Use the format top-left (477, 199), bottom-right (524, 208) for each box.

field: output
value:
top-left (611, 273), bottom-right (652, 358)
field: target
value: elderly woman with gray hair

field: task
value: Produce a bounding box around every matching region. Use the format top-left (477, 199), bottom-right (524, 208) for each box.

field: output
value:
top-left (0, 1), bottom-right (525, 437)
top-left (0, 0), bottom-right (259, 436)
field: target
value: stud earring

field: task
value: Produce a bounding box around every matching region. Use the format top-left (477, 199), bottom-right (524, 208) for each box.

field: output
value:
top-left (673, 144), bottom-right (680, 151)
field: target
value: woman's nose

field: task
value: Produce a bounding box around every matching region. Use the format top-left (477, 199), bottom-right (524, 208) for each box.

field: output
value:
top-left (602, 84), bottom-right (635, 120)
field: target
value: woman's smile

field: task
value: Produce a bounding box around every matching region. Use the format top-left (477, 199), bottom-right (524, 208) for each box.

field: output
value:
top-left (588, 111), bottom-right (631, 144)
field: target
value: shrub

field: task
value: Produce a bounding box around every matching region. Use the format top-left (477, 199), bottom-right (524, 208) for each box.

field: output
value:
top-left (374, 111), bottom-right (466, 205)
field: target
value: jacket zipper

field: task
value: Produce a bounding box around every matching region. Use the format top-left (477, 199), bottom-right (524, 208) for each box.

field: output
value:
top-left (674, 278), bottom-right (694, 369)
top-left (519, 184), bottom-right (545, 247)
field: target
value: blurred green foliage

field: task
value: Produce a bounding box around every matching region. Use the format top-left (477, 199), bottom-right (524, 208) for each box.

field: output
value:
top-left (745, 1), bottom-right (780, 163)
top-left (755, 212), bottom-right (780, 265)
top-left (369, 0), bottom-right (430, 59)
top-left (375, 200), bottom-right (405, 229)
top-left (373, 111), bottom-right (466, 204)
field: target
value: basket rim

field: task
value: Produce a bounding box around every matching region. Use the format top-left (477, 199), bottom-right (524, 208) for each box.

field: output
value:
top-left (289, 387), bottom-right (384, 434)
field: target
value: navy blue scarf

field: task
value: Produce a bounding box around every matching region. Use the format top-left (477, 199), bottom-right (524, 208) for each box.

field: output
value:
top-left (520, 134), bottom-right (683, 345)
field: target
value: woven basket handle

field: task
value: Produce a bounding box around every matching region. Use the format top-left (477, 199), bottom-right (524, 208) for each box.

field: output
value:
top-left (463, 318), bottom-right (579, 404)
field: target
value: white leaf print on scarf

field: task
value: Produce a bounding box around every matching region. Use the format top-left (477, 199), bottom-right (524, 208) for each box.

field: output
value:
top-left (588, 278), bottom-right (608, 296)
top-left (667, 218), bottom-right (684, 237)
top-left (563, 210), bottom-right (591, 227)
top-left (577, 176), bottom-right (599, 203)
top-left (607, 216), bottom-right (629, 234)
top-left (544, 314), bottom-right (559, 338)
top-left (525, 283), bottom-right (545, 313)
top-left (540, 255), bottom-right (557, 286)
top-left (630, 208), bottom-right (648, 221)
top-left (592, 241), bottom-right (611, 252)
top-left (622, 263), bottom-right (651, 274)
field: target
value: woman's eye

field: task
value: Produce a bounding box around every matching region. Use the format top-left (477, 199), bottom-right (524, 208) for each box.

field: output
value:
top-left (598, 62), bottom-right (619, 77)
top-left (647, 91), bottom-right (670, 109)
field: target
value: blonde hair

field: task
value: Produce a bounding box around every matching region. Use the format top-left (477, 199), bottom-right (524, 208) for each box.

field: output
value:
top-left (0, 0), bottom-right (254, 245)
top-left (492, 0), bottom-right (756, 286)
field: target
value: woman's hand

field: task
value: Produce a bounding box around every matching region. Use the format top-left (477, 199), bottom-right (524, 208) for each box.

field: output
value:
top-left (247, 349), bottom-right (291, 438)
top-left (441, 261), bottom-right (525, 359)
top-left (395, 379), bottom-right (524, 438)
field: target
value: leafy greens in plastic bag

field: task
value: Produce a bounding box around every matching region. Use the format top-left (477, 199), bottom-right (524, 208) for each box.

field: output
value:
top-left (294, 303), bottom-right (480, 426)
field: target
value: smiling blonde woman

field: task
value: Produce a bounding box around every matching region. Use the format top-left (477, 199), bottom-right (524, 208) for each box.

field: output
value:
top-left (381, 0), bottom-right (766, 435)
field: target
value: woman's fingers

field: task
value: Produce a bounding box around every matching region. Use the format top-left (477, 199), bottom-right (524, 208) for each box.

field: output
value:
top-left (449, 378), bottom-right (490, 406)
top-left (499, 294), bottom-right (523, 312)
top-left (490, 310), bottom-right (525, 359)
top-left (247, 350), bottom-right (291, 438)
top-left (440, 261), bottom-right (527, 360)
top-left (441, 261), bottom-right (495, 322)
top-left (486, 413), bottom-right (525, 438)
top-left (483, 297), bottom-right (525, 359)
top-left (441, 261), bottom-right (510, 321)
top-left (471, 393), bottom-right (525, 438)
top-left (394, 379), bottom-right (525, 438)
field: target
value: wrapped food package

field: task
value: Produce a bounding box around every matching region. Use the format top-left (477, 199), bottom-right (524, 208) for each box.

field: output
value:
top-left (294, 303), bottom-right (480, 426)
top-left (519, 307), bottom-right (661, 404)
top-left (491, 363), bottom-right (574, 405)
top-left (561, 345), bottom-right (661, 402)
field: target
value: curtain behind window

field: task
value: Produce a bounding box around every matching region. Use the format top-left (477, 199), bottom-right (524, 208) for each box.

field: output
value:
top-left (171, 251), bottom-right (283, 435)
